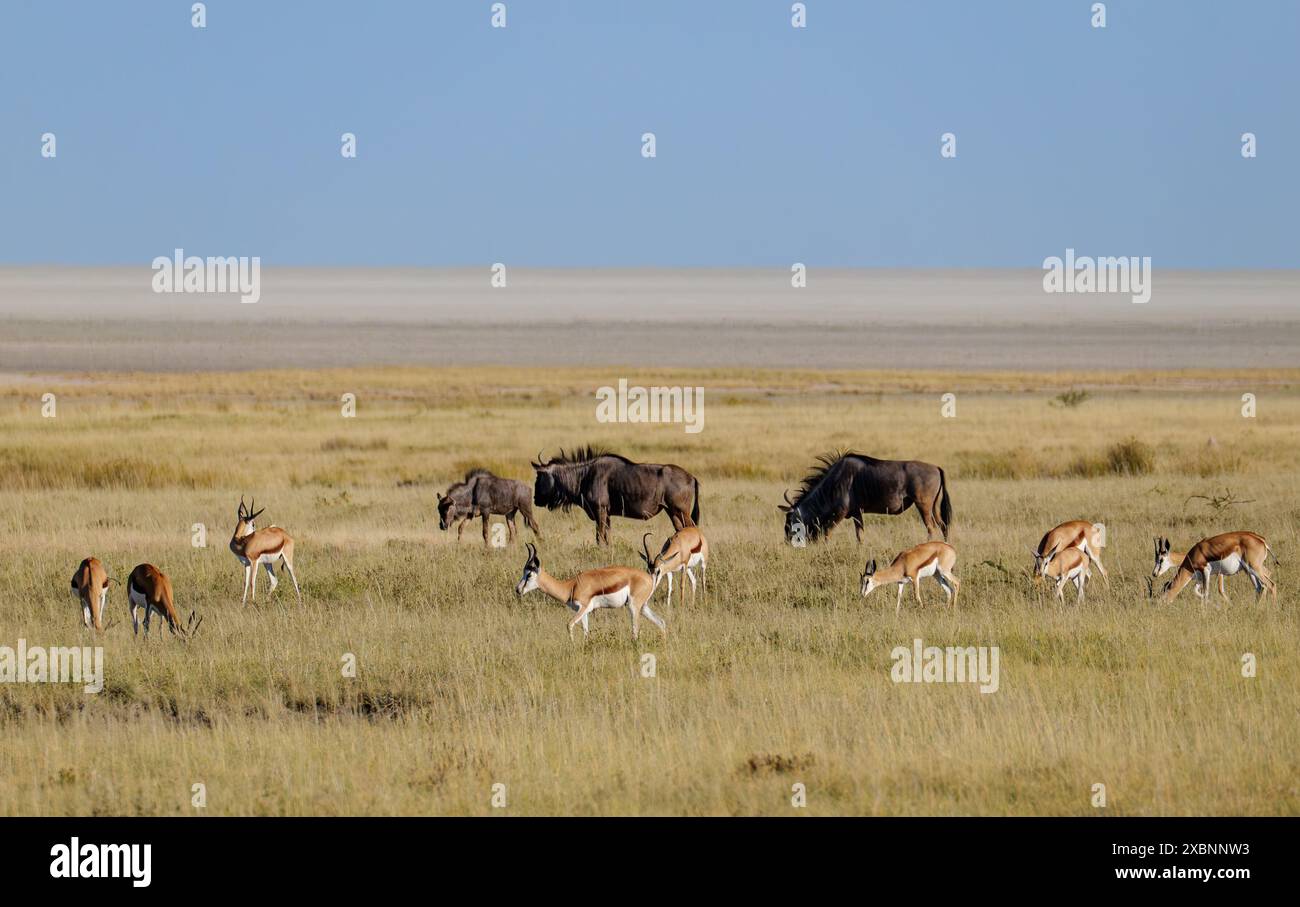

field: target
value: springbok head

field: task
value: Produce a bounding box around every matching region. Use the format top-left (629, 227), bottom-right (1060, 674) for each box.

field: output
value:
top-left (516, 542), bottom-right (541, 596)
top-left (639, 532), bottom-right (677, 589)
top-left (1152, 537), bottom-right (1175, 577)
top-left (859, 558), bottom-right (879, 597)
top-left (235, 496), bottom-right (266, 537)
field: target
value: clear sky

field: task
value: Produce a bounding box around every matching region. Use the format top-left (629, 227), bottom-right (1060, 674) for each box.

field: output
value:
top-left (1, 0), bottom-right (1296, 267)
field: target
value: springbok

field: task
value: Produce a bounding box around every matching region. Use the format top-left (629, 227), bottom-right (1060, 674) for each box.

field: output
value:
top-left (1041, 547), bottom-right (1091, 603)
top-left (515, 542), bottom-right (665, 641)
top-left (1154, 531), bottom-right (1278, 604)
top-left (1152, 537), bottom-right (1220, 600)
top-left (860, 541), bottom-right (960, 615)
top-left (229, 497), bottom-right (302, 605)
top-left (70, 557), bottom-right (111, 631)
top-left (127, 564), bottom-right (202, 638)
top-left (1031, 520), bottom-right (1108, 584)
top-left (639, 529), bottom-right (709, 606)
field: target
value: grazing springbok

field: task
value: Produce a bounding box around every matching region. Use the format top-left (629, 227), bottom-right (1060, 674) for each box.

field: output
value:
top-left (1153, 531), bottom-right (1278, 604)
top-left (1152, 537), bottom-right (1220, 599)
top-left (437, 468), bottom-right (540, 545)
top-left (1030, 520), bottom-right (1108, 584)
top-left (860, 541), bottom-right (960, 615)
top-left (229, 497), bottom-right (302, 605)
top-left (514, 542), bottom-right (665, 641)
top-left (70, 557), bottom-right (111, 631)
top-left (780, 451), bottom-right (952, 546)
top-left (127, 564), bottom-right (202, 639)
top-left (1041, 547), bottom-right (1091, 603)
top-left (531, 447), bottom-right (699, 546)
top-left (639, 529), bottom-right (709, 607)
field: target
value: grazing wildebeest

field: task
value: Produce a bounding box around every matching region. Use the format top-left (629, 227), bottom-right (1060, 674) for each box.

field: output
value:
top-left (531, 447), bottom-right (700, 546)
top-left (437, 469), bottom-right (539, 546)
top-left (779, 451), bottom-right (951, 545)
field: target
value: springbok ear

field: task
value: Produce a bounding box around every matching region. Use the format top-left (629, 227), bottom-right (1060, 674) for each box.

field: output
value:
top-left (1028, 546), bottom-right (1040, 557)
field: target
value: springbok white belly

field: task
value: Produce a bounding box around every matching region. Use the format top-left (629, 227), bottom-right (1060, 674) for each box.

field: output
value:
top-left (1207, 554), bottom-right (1243, 575)
top-left (585, 587), bottom-right (632, 610)
top-left (916, 559), bottom-right (939, 580)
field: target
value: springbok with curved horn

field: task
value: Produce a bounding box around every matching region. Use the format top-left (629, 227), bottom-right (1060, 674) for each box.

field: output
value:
top-left (1030, 520), bottom-right (1108, 584)
top-left (515, 542), bottom-right (664, 640)
top-left (70, 557), bottom-right (112, 631)
top-left (1153, 531), bottom-right (1278, 604)
top-left (128, 564), bottom-right (202, 639)
top-left (229, 497), bottom-right (302, 605)
top-left (860, 541), bottom-right (960, 615)
top-left (639, 529), bottom-right (709, 606)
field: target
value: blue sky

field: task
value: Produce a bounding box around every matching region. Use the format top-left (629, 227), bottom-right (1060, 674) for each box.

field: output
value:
top-left (1, 1), bottom-right (1296, 267)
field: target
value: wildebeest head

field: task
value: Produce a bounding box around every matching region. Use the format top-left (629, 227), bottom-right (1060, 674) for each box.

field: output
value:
top-left (778, 490), bottom-right (807, 545)
top-left (530, 451), bottom-right (578, 510)
top-left (436, 492), bottom-right (459, 531)
top-left (516, 542), bottom-right (541, 596)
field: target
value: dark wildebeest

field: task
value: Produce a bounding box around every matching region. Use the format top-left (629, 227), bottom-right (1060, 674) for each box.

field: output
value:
top-left (437, 469), bottom-right (540, 546)
top-left (779, 451), bottom-right (951, 545)
top-left (531, 447), bottom-right (700, 546)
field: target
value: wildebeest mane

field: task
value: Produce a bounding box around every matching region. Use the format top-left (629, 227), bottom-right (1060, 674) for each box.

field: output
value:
top-left (534, 446), bottom-right (635, 468)
top-left (787, 450), bottom-right (861, 537)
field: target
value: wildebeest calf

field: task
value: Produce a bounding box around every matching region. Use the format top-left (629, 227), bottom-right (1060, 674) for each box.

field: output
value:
top-left (437, 469), bottom-right (540, 546)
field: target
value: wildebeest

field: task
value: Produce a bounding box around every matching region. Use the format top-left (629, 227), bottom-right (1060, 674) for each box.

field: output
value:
top-left (531, 447), bottom-right (699, 546)
top-left (779, 451), bottom-right (951, 545)
top-left (437, 469), bottom-right (539, 546)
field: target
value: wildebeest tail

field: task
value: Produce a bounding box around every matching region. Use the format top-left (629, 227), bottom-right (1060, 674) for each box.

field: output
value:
top-left (937, 468), bottom-right (952, 540)
top-left (691, 478), bottom-right (701, 526)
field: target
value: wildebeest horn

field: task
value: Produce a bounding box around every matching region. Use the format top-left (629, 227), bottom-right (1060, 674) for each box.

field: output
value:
top-left (783, 489), bottom-right (793, 506)
top-left (533, 450), bottom-right (546, 468)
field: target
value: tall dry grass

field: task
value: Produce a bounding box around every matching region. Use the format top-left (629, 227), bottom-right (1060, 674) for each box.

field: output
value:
top-left (0, 367), bottom-right (1297, 815)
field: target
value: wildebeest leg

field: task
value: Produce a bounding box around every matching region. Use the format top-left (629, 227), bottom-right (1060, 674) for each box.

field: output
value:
top-left (456, 516), bottom-right (470, 541)
top-left (669, 506), bottom-right (685, 531)
top-left (481, 514), bottom-right (490, 546)
top-left (915, 497), bottom-right (938, 539)
top-left (852, 513), bottom-right (864, 544)
top-left (596, 505), bottom-right (609, 545)
top-left (523, 505), bottom-right (541, 537)
top-left (506, 511), bottom-right (517, 544)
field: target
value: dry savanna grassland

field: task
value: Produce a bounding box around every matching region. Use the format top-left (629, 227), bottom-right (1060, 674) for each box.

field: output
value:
top-left (1, 366), bottom-right (1298, 816)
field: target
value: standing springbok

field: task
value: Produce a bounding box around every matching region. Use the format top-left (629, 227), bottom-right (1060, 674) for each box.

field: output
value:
top-left (860, 541), bottom-right (960, 615)
top-left (639, 529), bottom-right (709, 607)
top-left (1152, 537), bottom-right (1221, 600)
top-left (514, 542), bottom-right (665, 641)
top-left (70, 557), bottom-right (111, 631)
top-left (1031, 520), bottom-right (1108, 584)
top-left (127, 564), bottom-right (202, 638)
top-left (1154, 531), bottom-right (1278, 604)
top-left (1041, 547), bottom-right (1091, 603)
top-left (229, 497), bottom-right (302, 605)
